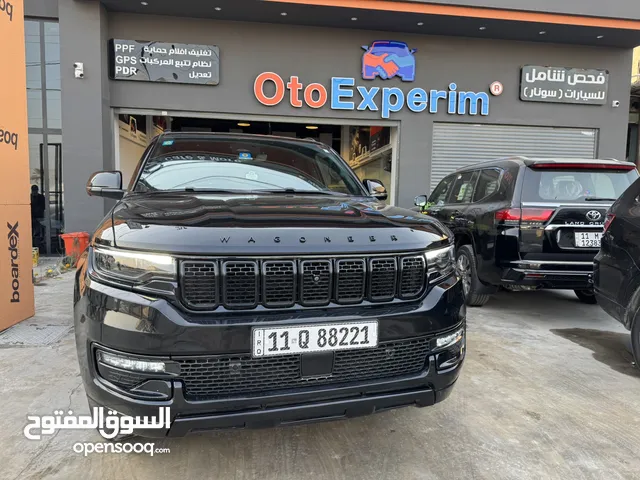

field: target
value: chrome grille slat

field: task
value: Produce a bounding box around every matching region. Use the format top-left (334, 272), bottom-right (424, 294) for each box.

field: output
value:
top-left (179, 253), bottom-right (427, 310)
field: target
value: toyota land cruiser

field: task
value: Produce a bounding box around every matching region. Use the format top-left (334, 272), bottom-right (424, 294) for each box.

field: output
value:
top-left (74, 132), bottom-right (465, 437)
top-left (415, 157), bottom-right (638, 306)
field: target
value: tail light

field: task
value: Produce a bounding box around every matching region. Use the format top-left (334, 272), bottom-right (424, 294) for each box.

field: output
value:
top-left (495, 208), bottom-right (555, 226)
top-left (603, 213), bottom-right (616, 234)
top-left (530, 163), bottom-right (636, 171)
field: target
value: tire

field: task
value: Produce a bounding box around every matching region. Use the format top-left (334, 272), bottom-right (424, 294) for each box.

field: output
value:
top-left (456, 245), bottom-right (491, 307)
top-left (631, 314), bottom-right (640, 368)
top-left (574, 289), bottom-right (598, 304)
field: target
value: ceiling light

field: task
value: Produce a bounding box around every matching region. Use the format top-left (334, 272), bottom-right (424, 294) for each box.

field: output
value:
top-left (140, 1), bottom-right (148, 5)
top-left (306, 125), bottom-right (318, 130)
top-left (479, 26), bottom-right (486, 30)
top-left (417, 22), bottom-right (424, 26)
top-left (351, 17), bottom-right (358, 21)
top-left (281, 12), bottom-right (287, 16)
top-left (539, 31), bottom-right (546, 35)
top-left (214, 6), bottom-right (222, 11)
top-left (597, 35), bottom-right (604, 39)
top-left (237, 122), bottom-right (251, 127)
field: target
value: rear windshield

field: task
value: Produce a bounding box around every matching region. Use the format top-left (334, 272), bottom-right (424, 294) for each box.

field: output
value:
top-left (135, 136), bottom-right (365, 195)
top-left (522, 167), bottom-right (638, 202)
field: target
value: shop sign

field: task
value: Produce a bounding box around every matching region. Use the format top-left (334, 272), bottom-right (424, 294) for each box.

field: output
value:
top-left (254, 74), bottom-right (490, 119)
top-left (109, 39), bottom-right (220, 85)
top-left (520, 66), bottom-right (608, 105)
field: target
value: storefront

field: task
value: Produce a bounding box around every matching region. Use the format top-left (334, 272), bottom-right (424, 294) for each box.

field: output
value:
top-left (25, 0), bottom-right (640, 236)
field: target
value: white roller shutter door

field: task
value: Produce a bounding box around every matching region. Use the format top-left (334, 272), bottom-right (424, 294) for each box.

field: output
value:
top-left (430, 123), bottom-right (598, 190)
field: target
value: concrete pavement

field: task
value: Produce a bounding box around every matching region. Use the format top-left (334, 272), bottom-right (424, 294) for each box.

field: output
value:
top-left (1, 272), bottom-right (639, 480)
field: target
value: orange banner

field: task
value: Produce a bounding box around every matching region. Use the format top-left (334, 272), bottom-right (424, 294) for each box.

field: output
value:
top-left (0, 0), bottom-right (36, 328)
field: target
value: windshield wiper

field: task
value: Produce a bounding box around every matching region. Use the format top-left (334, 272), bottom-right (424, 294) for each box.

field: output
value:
top-left (585, 196), bottom-right (618, 202)
top-left (254, 188), bottom-right (347, 196)
top-left (179, 188), bottom-right (246, 194)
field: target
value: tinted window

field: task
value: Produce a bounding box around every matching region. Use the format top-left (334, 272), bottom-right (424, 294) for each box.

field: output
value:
top-left (135, 136), bottom-right (365, 195)
top-left (429, 175), bottom-right (455, 206)
top-left (522, 168), bottom-right (638, 202)
top-left (473, 168), bottom-right (502, 202)
top-left (450, 172), bottom-right (477, 204)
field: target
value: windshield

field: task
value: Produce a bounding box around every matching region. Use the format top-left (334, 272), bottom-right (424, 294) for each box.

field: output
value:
top-left (134, 136), bottom-right (366, 195)
top-left (522, 167), bottom-right (638, 202)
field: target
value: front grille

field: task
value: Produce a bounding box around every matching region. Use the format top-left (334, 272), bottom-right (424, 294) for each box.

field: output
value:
top-left (400, 256), bottom-right (426, 298)
top-left (180, 254), bottom-right (426, 311)
top-left (176, 336), bottom-right (431, 400)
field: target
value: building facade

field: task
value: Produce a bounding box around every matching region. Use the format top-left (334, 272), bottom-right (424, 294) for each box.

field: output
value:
top-left (24, 0), bottom-right (640, 249)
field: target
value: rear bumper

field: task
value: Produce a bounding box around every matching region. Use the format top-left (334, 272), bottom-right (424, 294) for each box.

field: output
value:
top-left (501, 262), bottom-right (594, 289)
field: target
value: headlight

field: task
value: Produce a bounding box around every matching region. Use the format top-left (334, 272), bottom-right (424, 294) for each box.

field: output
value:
top-left (425, 245), bottom-right (455, 278)
top-left (436, 327), bottom-right (464, 349)
top-left (92, 247), bottom-right (176, 283)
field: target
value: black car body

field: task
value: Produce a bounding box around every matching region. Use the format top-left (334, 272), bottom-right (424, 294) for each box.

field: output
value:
top-left (595, 177), bottom-right (640, 361)
top-left (73, 132), bottom-right (466, 437)
top-left (416, 157), bottom-right (638, 306)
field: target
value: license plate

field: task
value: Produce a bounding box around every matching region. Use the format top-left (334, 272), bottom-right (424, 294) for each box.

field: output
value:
top-left (252, 321), bottom-right (378, 357)
top-left (574, 232), bottom-right (602, 248)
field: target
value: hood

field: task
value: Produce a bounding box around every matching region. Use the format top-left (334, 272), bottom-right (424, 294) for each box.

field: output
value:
top-left (96, 192), bottom-right (450, 255)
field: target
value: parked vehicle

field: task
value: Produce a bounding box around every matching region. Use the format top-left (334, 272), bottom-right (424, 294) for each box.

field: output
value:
top-left (415, 157), bottom-right (638, 306)
top-left (594, 177), bottom-right (640, 363)
top-left (74, 132), bottom-right (465, 438)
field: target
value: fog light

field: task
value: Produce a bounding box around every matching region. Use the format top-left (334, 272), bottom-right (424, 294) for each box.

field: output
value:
top-left (97, 350), bottom-right (166, 373)
top-left (436, 328), bottom-right (464, 349)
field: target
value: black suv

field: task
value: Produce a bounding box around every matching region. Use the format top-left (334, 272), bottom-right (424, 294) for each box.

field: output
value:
top-left (415, 157), bottom-right (638, 306)
top-left (595, 177), bottom-right (640, 362)
top-left (74, 132), bottom-right (465, 437)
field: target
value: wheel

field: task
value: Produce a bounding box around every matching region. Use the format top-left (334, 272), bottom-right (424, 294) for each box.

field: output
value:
top-left (574, 289), bottom-right (598, 304)
top-left (456, 245), bottom-right (491, 307)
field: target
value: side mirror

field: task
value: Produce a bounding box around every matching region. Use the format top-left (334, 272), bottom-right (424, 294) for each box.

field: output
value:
top-left (414, 195), bottom-right (428, 207)
top-left (86, 171), bottom-right (125, 199)
top-left (364, 179), bottom-right (388, 200)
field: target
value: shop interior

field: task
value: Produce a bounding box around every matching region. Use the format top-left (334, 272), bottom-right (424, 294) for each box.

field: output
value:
top-left (117, 114), bottom-right (395, 203)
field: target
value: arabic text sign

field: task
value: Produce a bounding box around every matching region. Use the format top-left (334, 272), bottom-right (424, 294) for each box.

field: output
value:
top-left (109, 39), bottom-right (219, 85)
top-left (520, 66), bottom-right (608, 105)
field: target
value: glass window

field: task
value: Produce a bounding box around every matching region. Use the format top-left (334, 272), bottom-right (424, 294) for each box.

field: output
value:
top-left (450, 171), bottom-right (477, 204)
top-left (27, 89), bottom-right (43, 129)
top-left (429, 175), bottom-right (455, 206)
top-left (44, 22), bottom-right (60, 89)
top-left (25, 20), bottom-right (41, 90)
top-left (473, 169), bottom-right (502, 202)
top-left (522, 168), bottom-right (638, 202)
top-left (45, 90), bottom-right (61, 129)
top-left (136, 135), bottom-right (365, 195)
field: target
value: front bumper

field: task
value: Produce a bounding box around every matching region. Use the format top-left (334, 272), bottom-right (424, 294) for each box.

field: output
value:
top-left (74, 271), bottom-right (465, 437)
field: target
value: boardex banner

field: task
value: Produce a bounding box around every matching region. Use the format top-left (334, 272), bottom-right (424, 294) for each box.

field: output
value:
top-left (0, 0), bottom-right (35, 330)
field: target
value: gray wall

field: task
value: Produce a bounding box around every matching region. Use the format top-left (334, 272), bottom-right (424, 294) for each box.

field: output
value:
top-left (59, 0), bottom-right (112, 233)
top-left (25, 0), bottom-right (58, 19)
top-left (401, 0), bottom-right (640, 20)
top-left (60, 10), bottom-right (634, 232)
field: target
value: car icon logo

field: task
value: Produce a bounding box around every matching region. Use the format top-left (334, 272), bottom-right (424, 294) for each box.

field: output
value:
top-left (586, 210), bottom-right (602, 221)
top-left (361, 40), bottom-right (416, 81)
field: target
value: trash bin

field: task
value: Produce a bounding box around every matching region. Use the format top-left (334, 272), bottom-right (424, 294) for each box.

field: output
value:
top-left (60, 232), bottom-right (90, 266)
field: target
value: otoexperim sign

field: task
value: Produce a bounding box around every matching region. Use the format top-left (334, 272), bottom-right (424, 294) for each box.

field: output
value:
top-left (253, 73), bottom-right (490, 119)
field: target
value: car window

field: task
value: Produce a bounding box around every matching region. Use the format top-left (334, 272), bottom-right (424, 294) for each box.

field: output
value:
top-left (429, 175), bottom-right (455, 206)
top-left (473, 168), bottom-right (502, 202)
top-left (135, 136), bottom-right (365, 195)
top-left (450, 171), bottom-right (477, 204)
top-left (522, 168), bottom-right (638, 202)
